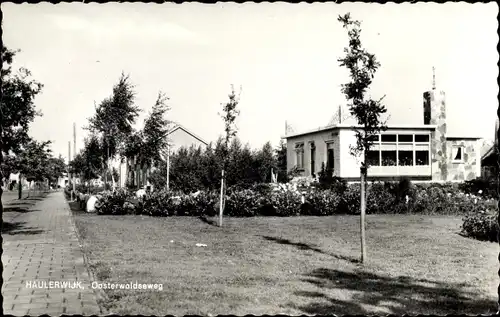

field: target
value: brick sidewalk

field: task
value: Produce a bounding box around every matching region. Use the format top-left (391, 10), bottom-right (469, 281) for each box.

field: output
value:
top-left (2, 191), bottom-right (102, 315)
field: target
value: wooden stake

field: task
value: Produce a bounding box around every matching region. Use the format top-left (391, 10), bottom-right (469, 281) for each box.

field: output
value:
top-left (360, 166), bottom-right (367, 263)
top-left (219, 170), bottom-right (224, 227)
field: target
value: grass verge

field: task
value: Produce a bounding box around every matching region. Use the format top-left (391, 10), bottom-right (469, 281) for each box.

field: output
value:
top-left (71, 211), bottom-right (498, 315)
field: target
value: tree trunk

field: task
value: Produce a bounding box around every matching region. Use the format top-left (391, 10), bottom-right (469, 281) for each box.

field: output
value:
top-left (0, 185), bottom-right (3, 215)
top-left (360, 165), bottom-right (367, 263)
top-left (118, 161), bottom-right (122, 188)
top-left (18, 174), bottom-right (22, 199)
top-left (106, 144), bottom-right (110, 190)
top-left (166, 146), bottom-right (170, 191)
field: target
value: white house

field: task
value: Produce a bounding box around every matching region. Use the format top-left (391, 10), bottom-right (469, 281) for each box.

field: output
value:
top-left (283, 84), bottom-right (482, 182)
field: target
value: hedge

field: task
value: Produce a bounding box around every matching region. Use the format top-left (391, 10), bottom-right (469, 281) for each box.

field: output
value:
top-left (92, 181), bottom-right (497, 218)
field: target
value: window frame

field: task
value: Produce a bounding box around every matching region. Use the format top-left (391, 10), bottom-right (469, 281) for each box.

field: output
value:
top-left (367, 132), bottom-right (431, 168)
top-left (451, 145), bottom-right (465, 163)
top-left (295, 142), bottom-right (305, 169)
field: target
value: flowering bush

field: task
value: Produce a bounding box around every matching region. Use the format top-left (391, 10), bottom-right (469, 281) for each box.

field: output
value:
top-left (289, 176), bottom-right (317, 189)
top-left (141, 189), bottom-right (178, 216)
top-left (90, 179), bottom-right (498, 223)
top-left (301, 189), bottom-right (343, 215)
top-left (95, 189), bottom-right (133, 215)
top-left (366, 182), bottom-right (397, 214)
top-left (461, 211), bottom-right (498, 242)
top-left (459, 178), bottom-right (498, 199)
top-left (224, 189), bottom-right (263, 217)
top-left (262, 183), bottom-right (303, 216)
top-left (340, 183), bottom-right (397, 214)
top-left (142, 189), bottom-right (218, 217)
top-left (176, 190), bottom-right (219, 217)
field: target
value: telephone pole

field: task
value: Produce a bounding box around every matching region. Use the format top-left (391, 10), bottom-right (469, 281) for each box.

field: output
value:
top-left (68, 141), bottom-right (73, 201)
top-left (73, 123), bottom-right (76, 199)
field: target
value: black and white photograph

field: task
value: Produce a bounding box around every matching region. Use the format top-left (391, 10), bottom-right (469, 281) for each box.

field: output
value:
top-left (1, 2), bottom-right (499, 316)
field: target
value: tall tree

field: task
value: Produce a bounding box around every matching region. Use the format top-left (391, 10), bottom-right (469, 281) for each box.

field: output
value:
top-left (275, 139), bottom-right (288, 183)
top-left (87, 72), bottom-right (140, 189)
top-left (255, 141), bottom-right (276, 183)
top-left (43, 155), bottom-right (66, 187)
top-left (338, 13), bottom-right (387, 263)
top-left (141, 92), bottom-right (172, 187)
top-left (14, 139), bottom-right (52, 198)
top-left (1, 46), bottom-right (44, 210)
top-left (70, 134), bottom-right (105, 188)
top-left (218, 85), bottom-right (241, 226)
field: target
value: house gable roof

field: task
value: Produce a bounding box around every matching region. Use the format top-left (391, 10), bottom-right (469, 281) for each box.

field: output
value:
top-left (481, 145), bottom-right (496, 161)
top-left (167, 122), bottom-right (208, 146)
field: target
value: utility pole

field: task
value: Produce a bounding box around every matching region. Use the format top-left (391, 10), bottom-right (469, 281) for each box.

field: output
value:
top-left (68, 141), bottom-right (73, 201)
top-left (166, 145), bottom-right (170, 191)
top-left (73, 123), bottom-right (76, 198)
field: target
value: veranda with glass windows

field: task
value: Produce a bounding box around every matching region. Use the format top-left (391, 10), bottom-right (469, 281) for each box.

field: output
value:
top-left (366, 133), bottom-right (432, 177)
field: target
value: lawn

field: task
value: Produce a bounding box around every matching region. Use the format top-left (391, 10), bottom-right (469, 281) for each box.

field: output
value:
top-left (70, 203), bottom-right (498, 315)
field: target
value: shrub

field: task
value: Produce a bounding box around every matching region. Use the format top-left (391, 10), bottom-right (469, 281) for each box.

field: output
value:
top-left (249, 183), bottom-right (273, 195)
top-left (340, 183), bottom-right (361, 214)
top-left (340, 182), bottom-right (396, 215)
top-left (459, 178), bottom-right (498, 199)
top-left (461, 211), bottom-right (498, 242)
top-left (366, 182), bottom-right (396, 214)
top-left (176, 190), bottom-right (219, 217)
top-left (142, 189), bottom-right (179, 217)
top-left (95, 189), bottom-right (133, 215)
top-left (262, 183), bottom-right (303, 216)
top-left (302, 189), bottom-right (343, 215)
top-left (224, 189), bottom-right (263, 217)
top-left (315, 163), bottom-right (347, 193)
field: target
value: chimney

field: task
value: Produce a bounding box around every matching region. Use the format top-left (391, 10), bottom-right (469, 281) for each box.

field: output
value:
top-left (423, 66), bottom-right (447, 181)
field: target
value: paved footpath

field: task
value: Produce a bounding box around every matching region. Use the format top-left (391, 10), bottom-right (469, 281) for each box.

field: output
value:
top-left (2, 191), bottom-right (103, 315)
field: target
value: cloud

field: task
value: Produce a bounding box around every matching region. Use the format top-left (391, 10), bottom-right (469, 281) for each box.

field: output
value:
top-left (47, 13), bottom-right (208, 45)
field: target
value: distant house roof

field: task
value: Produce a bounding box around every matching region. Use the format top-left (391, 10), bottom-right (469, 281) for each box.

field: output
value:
top-left (282, 123), bottom-right (438, 139)
top-left (167, 122), bottom-right (208, 146)
top-left (482, 145), bottom-right (496, 161)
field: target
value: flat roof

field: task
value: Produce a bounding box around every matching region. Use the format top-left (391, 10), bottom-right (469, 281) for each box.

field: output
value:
top-left (282, 123), bottom-right (438, 139)
top-left (446, 136), bottom-right (483, 140)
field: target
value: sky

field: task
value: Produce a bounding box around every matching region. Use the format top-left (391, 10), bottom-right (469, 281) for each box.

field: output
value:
top-left (2, 2), bottom-right (499, 162)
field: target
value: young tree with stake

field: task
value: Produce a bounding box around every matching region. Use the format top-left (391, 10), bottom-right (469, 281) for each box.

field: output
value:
top-left (219, 85), bottom-right (241, 227)
top-left (338, 13), bottom-right (388, 263)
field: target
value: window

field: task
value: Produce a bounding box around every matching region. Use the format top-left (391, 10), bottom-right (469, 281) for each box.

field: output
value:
top-left (310, 142), bottom-right (316, 176)
top-left (452, 146), bottom-right (464, 163)
top-left (398, 134), bottom-right (413, 143)
top-left (416, 151), bottom-right (429, 165)
top-left (368, 132), bottom-right (430, 167)
top-left (398, 151), bottom-right (413, 166)
top-left (381, 151), bottom-right (397, 166)
top-left (415, 134), bottom-right (430, 143)
top-left (366, 150), bottom-right (380, 166)
top-left (381, 134), bottom-right (397, 142)
top-left (327, 143), bottom-right (334, 170)
top-left (295, 143), bottom-right (305, 169)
